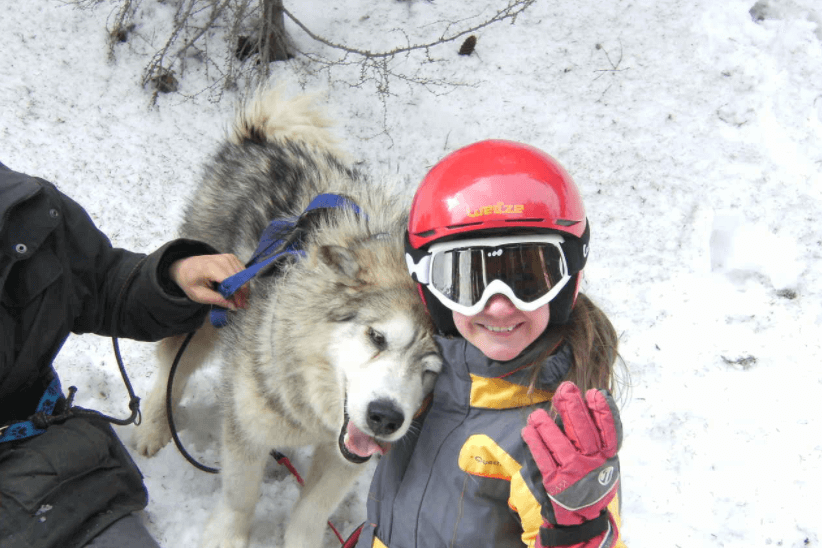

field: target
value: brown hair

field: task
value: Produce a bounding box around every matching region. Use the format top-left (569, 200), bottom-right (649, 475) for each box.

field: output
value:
top-left (529, 292), bottom-right (625, 396)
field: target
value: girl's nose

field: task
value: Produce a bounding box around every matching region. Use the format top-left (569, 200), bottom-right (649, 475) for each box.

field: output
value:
top-left (482, 293), bottom-right (518, 315)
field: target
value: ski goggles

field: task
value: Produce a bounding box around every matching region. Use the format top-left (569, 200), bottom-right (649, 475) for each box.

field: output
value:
top-left (406, 234), bottom-right (572, 316)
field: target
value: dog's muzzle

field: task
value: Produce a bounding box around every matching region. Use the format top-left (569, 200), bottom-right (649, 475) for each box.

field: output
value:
top-left (338, 405), bottom-right (394, 464)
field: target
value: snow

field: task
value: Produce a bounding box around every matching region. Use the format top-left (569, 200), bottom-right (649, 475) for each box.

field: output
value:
top-left (2, 0), bottom-right (821, 546)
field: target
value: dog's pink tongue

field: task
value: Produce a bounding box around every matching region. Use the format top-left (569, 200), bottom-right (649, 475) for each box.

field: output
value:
top-left (345, 421), bottom-right (384, 458)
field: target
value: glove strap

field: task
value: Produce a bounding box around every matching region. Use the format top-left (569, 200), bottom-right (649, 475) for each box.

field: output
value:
top-left (539, 510), bottom-right (609, 547)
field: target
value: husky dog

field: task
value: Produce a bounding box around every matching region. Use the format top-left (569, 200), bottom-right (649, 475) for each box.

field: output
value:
top-left (133, 88), bottom-right (442, 548)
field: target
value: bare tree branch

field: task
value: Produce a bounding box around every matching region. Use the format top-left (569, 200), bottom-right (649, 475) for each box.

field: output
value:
top-left (282, 0), bottom-right (534, 59)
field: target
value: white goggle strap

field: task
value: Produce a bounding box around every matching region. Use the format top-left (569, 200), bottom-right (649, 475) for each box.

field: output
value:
top-left (405, 252), bottom-right (431, 285)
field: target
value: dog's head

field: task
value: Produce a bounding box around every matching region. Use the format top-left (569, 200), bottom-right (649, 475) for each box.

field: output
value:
top-left (318, 241), bottom-right (443, 463)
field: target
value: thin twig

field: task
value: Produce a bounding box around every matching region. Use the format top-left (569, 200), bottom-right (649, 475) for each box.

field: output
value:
top-left (174, 0), bottom-right (232, 60)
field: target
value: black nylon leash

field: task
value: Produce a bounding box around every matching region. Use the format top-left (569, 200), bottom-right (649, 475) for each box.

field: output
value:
top-left (49, 256), bottom-right (146, 427)
top-left (165, 330), bottom-right (218, 473)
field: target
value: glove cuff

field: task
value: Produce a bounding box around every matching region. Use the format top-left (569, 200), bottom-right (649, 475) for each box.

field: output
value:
top-left (537, 510), bottom-right (609, 547)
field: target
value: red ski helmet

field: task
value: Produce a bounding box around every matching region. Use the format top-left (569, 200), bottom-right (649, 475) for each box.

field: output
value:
top-left (405, 140), bottom-right (590, 335)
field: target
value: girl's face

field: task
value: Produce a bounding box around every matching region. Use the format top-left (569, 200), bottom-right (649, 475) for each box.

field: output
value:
top-left (452, 293), bottom-right (550, 361)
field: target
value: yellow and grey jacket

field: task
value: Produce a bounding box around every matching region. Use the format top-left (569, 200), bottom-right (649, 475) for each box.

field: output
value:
top-left (355, 336), bottom-right (624, 548)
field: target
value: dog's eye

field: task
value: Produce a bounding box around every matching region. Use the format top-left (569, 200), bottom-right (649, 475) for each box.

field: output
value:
top-left (334, 312), bottom-right (356, 323)
top-left (367, 327), bottom-right (387, 351)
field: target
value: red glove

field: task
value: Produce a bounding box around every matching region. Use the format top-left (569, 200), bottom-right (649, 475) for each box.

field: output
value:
top-left (522, 382), bottom-right (622, 547)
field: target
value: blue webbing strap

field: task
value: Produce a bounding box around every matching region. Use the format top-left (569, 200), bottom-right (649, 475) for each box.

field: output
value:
top-left (0, 373), bottom-right (63, 443)
top-left (210, 193), bottom-right (361, 328)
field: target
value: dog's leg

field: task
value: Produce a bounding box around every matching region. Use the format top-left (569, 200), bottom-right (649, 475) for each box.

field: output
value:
top-left (134, 321), bottom-right (218, 456)
top-left (200, 424), bottom-right (269, 548)
top-left (283, 441), bottom-right (362, 548)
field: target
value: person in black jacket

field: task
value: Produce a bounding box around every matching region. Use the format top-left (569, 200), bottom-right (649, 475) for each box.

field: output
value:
top-left (0, 162), bottom-right (248, 548)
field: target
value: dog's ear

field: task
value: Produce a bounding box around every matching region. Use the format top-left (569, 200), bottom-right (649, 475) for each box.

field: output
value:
top-left (319, 245), bottom-right (361, 281)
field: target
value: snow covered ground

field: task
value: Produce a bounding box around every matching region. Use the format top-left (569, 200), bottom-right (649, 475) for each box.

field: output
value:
top-left (2, 0), bottom-right (821, 546)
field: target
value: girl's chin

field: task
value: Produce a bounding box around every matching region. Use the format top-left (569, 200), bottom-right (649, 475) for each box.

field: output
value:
top-left (484, 349), bottom-right (522, 361)
top-left (475, 339), bottom-right (530, 361)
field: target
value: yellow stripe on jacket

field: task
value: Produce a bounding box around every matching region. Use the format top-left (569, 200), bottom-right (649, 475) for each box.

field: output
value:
top-left (469, 374), bottom-right (553, 409)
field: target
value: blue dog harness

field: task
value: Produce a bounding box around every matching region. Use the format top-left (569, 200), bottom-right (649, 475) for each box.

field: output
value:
top-left (210, 193), bottom-right (362, 328)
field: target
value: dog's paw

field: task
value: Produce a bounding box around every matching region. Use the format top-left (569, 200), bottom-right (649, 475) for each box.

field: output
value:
top-left (283, 514), bottom-right (328, 548)
top-left (200, 535), bottom-right (248, 548)
top-left (200, 505), bottom-right (252, 548)
top-left (132, 420), bottom-right (172, 457)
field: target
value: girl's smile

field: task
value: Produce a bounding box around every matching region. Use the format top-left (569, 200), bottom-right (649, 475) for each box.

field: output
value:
top-left (452, 293), bottom-right (550, 361)
top-left (478, 323), bottom-right (519, 333)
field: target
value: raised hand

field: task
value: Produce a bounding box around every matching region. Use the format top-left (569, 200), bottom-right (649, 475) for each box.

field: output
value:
top-left (522, 381), bottom-right (622, 548)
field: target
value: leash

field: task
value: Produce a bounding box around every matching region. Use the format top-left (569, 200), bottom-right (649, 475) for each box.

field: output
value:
top-left (270, 450), bottom-right (346, 544)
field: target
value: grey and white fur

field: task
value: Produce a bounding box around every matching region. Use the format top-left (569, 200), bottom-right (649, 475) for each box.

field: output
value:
top-left (134, 87), bottom-right (442, 548)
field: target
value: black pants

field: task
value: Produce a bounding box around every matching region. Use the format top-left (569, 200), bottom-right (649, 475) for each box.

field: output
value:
top-left (0, 416), bottom-right (148, 548)
top-left (85, 514), bottom-right (162, 548)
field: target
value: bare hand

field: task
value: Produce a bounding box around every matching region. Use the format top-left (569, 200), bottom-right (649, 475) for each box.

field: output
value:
top-left (169, 254), bottom-right (249, 310)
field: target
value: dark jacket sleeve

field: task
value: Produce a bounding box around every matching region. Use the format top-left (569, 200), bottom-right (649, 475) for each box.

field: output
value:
top-left (55, 185), bottom-right (216, 341)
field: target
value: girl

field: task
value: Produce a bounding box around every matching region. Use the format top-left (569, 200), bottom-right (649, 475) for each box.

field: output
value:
top-left (353, 140), bottom-right (626, 548)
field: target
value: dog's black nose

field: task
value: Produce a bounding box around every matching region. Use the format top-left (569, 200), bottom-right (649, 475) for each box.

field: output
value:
top-left (366, 399), bottom-right (405, 437)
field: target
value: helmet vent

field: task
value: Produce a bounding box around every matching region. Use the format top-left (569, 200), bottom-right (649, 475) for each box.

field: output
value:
top-left (505, 218), bottom-right (545, 223)
top-left (555, 219), bottom-right (581, 227)
top-left (415, 229), bottom-right (437, 238)
top-left (446, 222), bottom-right (483, 230)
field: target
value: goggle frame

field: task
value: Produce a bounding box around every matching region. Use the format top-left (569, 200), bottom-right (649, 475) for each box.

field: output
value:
top-left (406, 234), bottom-right (572, 316)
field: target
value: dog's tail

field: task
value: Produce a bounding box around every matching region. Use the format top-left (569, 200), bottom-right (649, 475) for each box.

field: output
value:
top-left (230, 85), bottom-right (345, 157)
